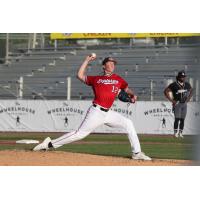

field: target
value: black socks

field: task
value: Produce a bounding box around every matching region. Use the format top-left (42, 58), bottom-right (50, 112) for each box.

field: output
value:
top-left (48, 142), bottom-right (53, 148)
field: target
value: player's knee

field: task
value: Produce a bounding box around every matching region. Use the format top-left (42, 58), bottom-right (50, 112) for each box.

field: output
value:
top-left (75, 131), bottom-right (90, 140)
top-left (180, 118), bottom-right (185, 127)
top-left (125, 119), bottom-right (134, 129)
top-left (174, 118), bottom-right (180, 123)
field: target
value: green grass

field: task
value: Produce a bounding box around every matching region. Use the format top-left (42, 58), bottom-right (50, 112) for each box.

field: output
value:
top-left (0, 133), bottom-right (195, 160)
top-left (58, 141), bottom-right (193, 160)
top-left (59, 144), bottom-right (132, 158)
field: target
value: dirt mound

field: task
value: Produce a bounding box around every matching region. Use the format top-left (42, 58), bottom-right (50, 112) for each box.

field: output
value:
top-left (0, 150), bottom-right (193, 166)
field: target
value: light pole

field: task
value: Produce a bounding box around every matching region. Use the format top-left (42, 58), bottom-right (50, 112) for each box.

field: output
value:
top-left (196, 79), bottom-right (199, 102)
top-left (32, 33), bottom-right (37, 49)
top-left (5, 33), bottom-right (9, 64)
top-left (28, 33), bottom-right (32, 52)
top-left (150, 79), bottom-right (153, 101)
top-left (189, 78), bottom-right (194, 101)
top-left (18, 76), bottom-right (23, 99)
top-left (67, 77), bottom-right (71, 100)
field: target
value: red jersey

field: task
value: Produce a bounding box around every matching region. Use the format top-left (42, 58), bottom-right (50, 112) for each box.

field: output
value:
top-left (85, 74), bottom-right (128, 108)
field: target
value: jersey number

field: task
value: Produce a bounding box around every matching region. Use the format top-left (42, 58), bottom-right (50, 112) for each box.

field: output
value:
top-left (112, 86), bottom-right (118, 93)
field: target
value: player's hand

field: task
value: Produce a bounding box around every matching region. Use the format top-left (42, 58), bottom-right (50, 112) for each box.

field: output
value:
top-left (172, 100), bottom-right (177, 107)
top-left (85, 54), bottom-right (96, 62)
top-left (186, 98), bottom-right (190, 103)
top-left (131, 95), bottom-right (137, 104)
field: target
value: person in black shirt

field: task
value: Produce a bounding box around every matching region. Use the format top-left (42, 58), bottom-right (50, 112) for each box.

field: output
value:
top-left (161, 117), bottom-right (166, 128)
top-left (164, 70), bottom-right (193, 138)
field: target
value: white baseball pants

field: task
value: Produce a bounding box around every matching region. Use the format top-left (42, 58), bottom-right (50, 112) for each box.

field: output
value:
top-left (51, 105), bottom-right (141, 153)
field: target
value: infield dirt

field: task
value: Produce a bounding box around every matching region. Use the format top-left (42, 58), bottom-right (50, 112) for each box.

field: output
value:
top-left (0, 150), bottom-right (193, 166)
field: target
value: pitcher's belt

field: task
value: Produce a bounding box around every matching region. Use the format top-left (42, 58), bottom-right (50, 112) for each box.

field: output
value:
top-left (93, 104), bottom-right (109, 112)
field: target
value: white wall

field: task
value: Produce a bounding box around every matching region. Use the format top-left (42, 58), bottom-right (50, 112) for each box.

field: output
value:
top-left (0, 100), bottom-right (199, 135)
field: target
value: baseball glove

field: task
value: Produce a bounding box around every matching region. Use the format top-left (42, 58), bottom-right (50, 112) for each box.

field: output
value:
top-left (118, 89), bottom-right (135, 103)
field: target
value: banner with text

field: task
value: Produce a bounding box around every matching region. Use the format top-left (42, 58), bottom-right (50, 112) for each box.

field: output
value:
top-left (50, 33), bottom-right (200, 40)
top-left (0, 100), bottom-right (199, 134)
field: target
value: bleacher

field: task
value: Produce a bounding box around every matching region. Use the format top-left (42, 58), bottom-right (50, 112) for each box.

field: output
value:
top-left (0, 45), bottom-right (199, 100)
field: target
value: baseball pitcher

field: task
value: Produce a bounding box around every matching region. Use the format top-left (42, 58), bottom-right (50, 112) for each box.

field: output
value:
top-left (33, 54), bottom-right (151, 160)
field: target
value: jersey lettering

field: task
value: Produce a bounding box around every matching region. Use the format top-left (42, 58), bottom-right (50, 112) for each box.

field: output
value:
top-left (86, 74), bottom-right (128, 108)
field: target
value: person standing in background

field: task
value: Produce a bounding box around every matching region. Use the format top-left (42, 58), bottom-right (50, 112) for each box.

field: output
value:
top-left (164, 70), bottom-right (193, 138)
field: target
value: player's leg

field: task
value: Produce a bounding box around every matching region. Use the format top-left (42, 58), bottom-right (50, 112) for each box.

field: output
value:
top-left (179, 119), bottom-right (185, 138)
top-left (179, 103), bottom-right (187, 138)
top-left (174, 118), bottom-right (180, 137)
top-left (104, 110), bottom-right (151, 160)
top-left (51, 106), bottom-right (106, 148)
top-left (104, 110), bottom-right (141, 153)
top-left (174, 103), bottom-right (181, 137)
top-left (33, 106), bottom-right (106, 151)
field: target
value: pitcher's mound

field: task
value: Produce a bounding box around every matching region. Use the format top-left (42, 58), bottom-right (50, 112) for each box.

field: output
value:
top-left (0, 150), bottom-right (193, 166)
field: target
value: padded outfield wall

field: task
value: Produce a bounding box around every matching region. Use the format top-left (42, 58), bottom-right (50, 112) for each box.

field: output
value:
top-left (0, 100), bottom-right (199, 135)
